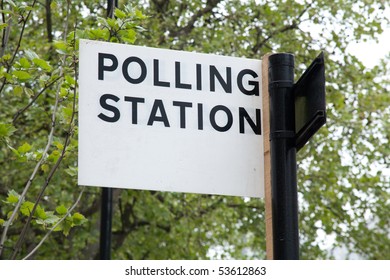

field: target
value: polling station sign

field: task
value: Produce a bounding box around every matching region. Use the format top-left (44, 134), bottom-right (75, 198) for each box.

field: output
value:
top-left (78, 39), bottom-right (264, 197)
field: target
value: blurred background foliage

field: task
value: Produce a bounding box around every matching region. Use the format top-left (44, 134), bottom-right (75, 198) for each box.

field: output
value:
top-left (0, 0), bottom-right (388, 259)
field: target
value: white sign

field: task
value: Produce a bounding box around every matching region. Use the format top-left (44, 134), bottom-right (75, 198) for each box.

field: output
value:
top-left (78, 39), bottom-right (264, 197)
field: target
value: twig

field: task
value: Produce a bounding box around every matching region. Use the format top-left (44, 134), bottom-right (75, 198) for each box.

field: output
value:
top-left (170, 0), bottom-right (222, 37)
top-left (12, 76), bottom-right (62, 124)
top-left (0, 0), bottom-right (38, 95)
top-left (0, 5), bottom-right (12, 57)
top-left (0, 89), bottom-right (60, 257)
top-left (251, 3), bottom-right (313, 54)
top-left (22, 187), bottom-right (85, 260)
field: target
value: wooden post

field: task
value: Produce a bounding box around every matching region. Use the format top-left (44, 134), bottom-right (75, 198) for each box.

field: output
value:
top-left (262, 55), bottom-right (273, 260)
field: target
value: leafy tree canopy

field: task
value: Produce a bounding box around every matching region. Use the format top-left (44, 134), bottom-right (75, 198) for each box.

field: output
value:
top-left (0, 0), bottom-right (388, 259)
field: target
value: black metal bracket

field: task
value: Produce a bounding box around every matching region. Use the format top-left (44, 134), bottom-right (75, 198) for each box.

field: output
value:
top-left (293, 52), bottom-right (326, 151)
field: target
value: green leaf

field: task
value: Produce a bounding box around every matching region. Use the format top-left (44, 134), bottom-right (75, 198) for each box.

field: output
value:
top-left (0, 23), bottom-right (8, 30)
top-left (0, 123), bottom-right (16, 138)
top-left (48, 149), bottom-right (60, 162)
top-left (14, 85), bottom-right (23, 96)
top-left (53, 40), bottom-right (68, 54)
top-left (41, 164), bottom-right (49, 173)
top-left (17, 142), bottom-right (32, 154)
top-left (19, 57), bottom-right (31, 68)
top-left (23, 6), bottom-right (33, 12)
top-left (62, 220), bottom-right (72, 236)
top-left (54, 141), bottom-right (64, 150)
top-left (0, 10), bottom-right (13, 16)
top-left (56, 205), bottom-right (68, 215)
top-left (24, 50), bottom-right (39, 60)
top-left (35, 218), bottom-right (45, 225)
top-left (13, 70), bottom-right (31, 81)
top-left (65, 75), bottom-right (75, 86)
top-left (135, 9), bottom-right (147, 19)
top-left (7, 211), bottom-right (14, 219)
top-left (50, 1), bottom-right (57, 10)
top-left (6, 195), bottom-right (19, 204)
top-left (8, 145), bottom-right (20, 157)
top-left (72, 212), bottom-right (86, 225)
top-left (4, 0), bottom-right (16, 7)
top-left (114, 8), bottom-right (126, 19)
top-left (122, 29), bottom-right (137, 44)
top-left (106, 18), bottom-right (117, 29)
top-left (65, 166), bottom-right (78, 177)
top-left (20, 201), bottom-right (34, 217)
top-left (6, 190), bottom-right (19, 204)
top-left (36, 205), bottom-right (47, 220)
top-left (0, 218), bottom-right (5, 226)
top-left (32, 58), bottom-right (52, 72)
top-left (88, 29), bottom-right (108, 40)
top-left (61, 106), bottom-right (74, 121)
top-left (52, 223), bottom-right (63, 232)
top-left (24, 87), bottom-right (34, 97)
top-left (0, 54), bottom-right (11, 62)
top-left (60, 87), bottom-right (68, 97)
top-left (44, 212), bottom-right (60, 224)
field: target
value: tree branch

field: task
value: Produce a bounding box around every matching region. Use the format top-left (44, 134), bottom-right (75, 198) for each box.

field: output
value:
top-left (0, 87), bottom-right (60, 257)
top-left (22, 187), bottom-right (85, 260)
top-left (0, 1), bottom-right (12, 57)
top-left (0, 0), bottom-right (38, 95)
top-left (12, 76), bottom-right (62, 125)
top-left (10, 8), bottom-right (77, 259)
top-left (150, 0), bottom-right (170, 14)
top-left (170, 0), bottom-right (222, 38)
top-left (45, 0), bottom-right (53, 42)
top-left (251, 3), bottom-right (312, 54)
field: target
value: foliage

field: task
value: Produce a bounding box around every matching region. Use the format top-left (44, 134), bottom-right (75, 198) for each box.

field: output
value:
top-left (1, 189), bottom-right (86, 235)
top-left (0, 0), bottom-right (389, 259)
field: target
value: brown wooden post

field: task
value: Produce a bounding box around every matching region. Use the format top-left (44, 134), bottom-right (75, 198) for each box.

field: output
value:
top-left (262, 54), bottom-right (273, 260)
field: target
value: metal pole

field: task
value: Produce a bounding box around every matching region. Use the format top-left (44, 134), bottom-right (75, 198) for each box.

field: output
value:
top-left (107, 0), bottom-right (118, 18)
top-left (99, 187), bottom-right (113, 260)
top-left (268, 53), bottom-right (299, 259)
top-left (99, 0), bottom-right (118, 260)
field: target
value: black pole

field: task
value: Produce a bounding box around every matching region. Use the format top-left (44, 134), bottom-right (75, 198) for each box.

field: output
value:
top-left (268, 53), bottom-right (299, 259)
top-left (107, 0), bottom-right (118, 18)
top-left (100, 187), bottom-right (113, 259)
top-left (99, 0), bottom-right (118, 260)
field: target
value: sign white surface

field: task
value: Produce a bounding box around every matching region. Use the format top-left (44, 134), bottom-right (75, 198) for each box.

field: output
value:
top-left (78, 39), bottom-right (264, 197)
